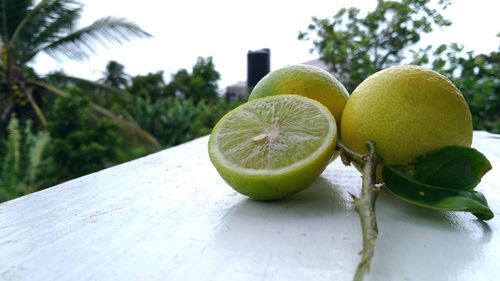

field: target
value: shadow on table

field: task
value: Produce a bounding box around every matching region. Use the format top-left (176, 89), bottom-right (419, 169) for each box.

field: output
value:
top-left (208, 176), bottom-right (359, 279)
top-left (212, 176), bottom-right (494, 280)
top-left (220, 175), bottom-right (354, 220)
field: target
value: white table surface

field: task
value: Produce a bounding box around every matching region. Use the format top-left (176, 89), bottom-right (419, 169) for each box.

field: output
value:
top-left (0, 131), bottom-right (499, 281)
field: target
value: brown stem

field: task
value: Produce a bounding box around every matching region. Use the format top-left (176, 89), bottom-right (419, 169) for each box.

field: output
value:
top-left (337, 141), bottom-right (381, 281)
top-left (352, 141), bottom-right (380, 281)
top-left (336, 140), bottom-right (364, 166)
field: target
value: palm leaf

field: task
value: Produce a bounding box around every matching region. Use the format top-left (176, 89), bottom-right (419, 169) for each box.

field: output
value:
top-left (26, 7), bottom-right (82, 61)
top-left (28, 79), bottom-right (161, 151)
top-left (90, 104), bottom-right (161, 152)
top-left (42, 16), bottom-right (152, 61)
top-left (9, 0), bottom-right (80, 61)
top-left (47, 72), bottom-right (134, 101)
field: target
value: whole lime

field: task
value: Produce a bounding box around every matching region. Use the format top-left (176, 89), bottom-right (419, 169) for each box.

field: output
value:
top-left (341, 65), bottom-right (473, 166)
top-left (248, 64), bottom-right (349, 133)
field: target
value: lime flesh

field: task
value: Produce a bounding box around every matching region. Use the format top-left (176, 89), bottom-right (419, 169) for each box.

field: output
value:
top-left (208, 95), bottom-right (337, 200)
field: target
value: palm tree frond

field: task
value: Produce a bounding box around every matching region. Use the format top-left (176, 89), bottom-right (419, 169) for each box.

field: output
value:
top-left (43, 16), bottom-right (152, 61)
top-left (47, 72), bottom-right (134, 101)
top-left (9, 0), bottom-right (81, 61)
top-left (26, 7), bottom-right (82, 60)
top-left (90, 104), bottom-right (161, 152)
top-left (27, 78), bottom-right (68, 97)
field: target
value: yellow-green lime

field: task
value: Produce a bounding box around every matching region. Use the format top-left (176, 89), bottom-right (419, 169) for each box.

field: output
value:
top-left (248, 64), bottom-right (349, 133)
top-left (208, 95), bottom-right (337, 200)
top-left (341, 65), bottom-right (473, 166)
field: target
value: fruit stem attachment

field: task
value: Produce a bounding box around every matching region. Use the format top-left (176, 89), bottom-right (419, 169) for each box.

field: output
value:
top-left (337, 140), bottom-right (381, 281)
top-left (336, 141), bottom-right (364, 165)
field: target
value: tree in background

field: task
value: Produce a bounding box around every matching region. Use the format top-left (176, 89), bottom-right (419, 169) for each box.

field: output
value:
top-left (126, 57), bottom-right (241, 147)
top-left (0, 0), bottom-right (164, 202)
top-left (0, 52), bottom-right (238, 203)
top-left (300, 0), bottom-right (499, 133)
top-left (126, 57), bottom-right (221, 105)
top-left (299, 0), bottom-right (451, 92)
top-left (98, 61), bottom-right (130, 90)
top-left (0, 0), bottom-right (158, 149)
top-left (45, 89), bottom-right (123, 184)
top-left (447, 48), bottom-right (499, 133)
top-left (128, 71), bottom-right (169, 102)
top-left (165, 57), bottom-right (220, 104)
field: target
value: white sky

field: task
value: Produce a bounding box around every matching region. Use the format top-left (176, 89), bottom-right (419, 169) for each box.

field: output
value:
top-left (32, 0), bottom-right (499, 89)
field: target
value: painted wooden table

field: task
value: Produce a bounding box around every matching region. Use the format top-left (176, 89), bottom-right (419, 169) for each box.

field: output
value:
top-left (0, 131), bottom-right (499, 281)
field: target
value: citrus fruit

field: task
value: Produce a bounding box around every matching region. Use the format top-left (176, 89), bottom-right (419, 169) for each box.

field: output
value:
top-left (208, 95), bottom-right (337, 200)
top-left (248, 64), bottom-right (349, 133)
top-left (341, 65), bottom-right (473, 166)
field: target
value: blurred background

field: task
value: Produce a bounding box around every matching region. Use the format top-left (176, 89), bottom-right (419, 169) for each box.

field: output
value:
top-left (1, 0), bottom-right (499, 202)
top-left (34, 0), bottom-right (499, 89)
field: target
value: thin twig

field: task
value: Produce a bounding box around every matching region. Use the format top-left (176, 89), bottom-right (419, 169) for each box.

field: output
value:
top-left (336, 140), bottom-right (364, 166)
top-left (337, 140), bottom-right (381, 281)
top-left (352, 141), bottom-right (380, 281)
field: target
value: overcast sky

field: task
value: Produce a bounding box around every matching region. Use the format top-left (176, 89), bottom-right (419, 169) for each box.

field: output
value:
top-left (33, 0), bottom-right (499, 89)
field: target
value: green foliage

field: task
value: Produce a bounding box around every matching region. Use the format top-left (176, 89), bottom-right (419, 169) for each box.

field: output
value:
top-left (128, 71), bottom-right (169, 101)
top-left (126, 56), bottom-right (235, 148)
top-left (299, 0), bottom-right (451, 92)
top-left (45, 89), bottom-right (123, 183)
top-left (0, 0), bottom-right (32, 40)
top-left (0, 116), bottom-right (50, 202)
top-left (130, 96), bottom-right (241, 148)
top-left (127, 57), bottom-right (221, 105)
top-left (1, 54), bottom-right (232, 200)
top-left (165, 57), bottom-right (220, 103)
top-left (98, 60), bottom-right (130, 89)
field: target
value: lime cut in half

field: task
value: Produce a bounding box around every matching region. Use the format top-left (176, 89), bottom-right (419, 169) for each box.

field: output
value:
top-left (208, 95), bottom-right (337, 200)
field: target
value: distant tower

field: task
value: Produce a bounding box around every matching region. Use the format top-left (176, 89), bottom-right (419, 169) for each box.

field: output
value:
top-left (225, 48), bottom-right (271, 102)
top-left (247, 48), bottom-right (270, 91)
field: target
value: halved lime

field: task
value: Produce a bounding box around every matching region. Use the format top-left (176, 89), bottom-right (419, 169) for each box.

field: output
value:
top-left (208, 95), bottom-right (337, 200)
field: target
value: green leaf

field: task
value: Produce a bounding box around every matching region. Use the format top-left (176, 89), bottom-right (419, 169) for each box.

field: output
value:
top-left (382, 146), bottom-right (494, 221)
top-left (404, 146), bottom-right (492, 191)
top-left (382, 165), bottom-right (494, 220)
top-left (434, 44), bottom-right (447, 55)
